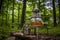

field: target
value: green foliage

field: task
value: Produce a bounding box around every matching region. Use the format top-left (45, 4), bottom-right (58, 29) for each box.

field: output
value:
top-left (0, 0), bottom-right (60, 40)
top-left (0, 26), bottom-right (10, 40)
top-left (38, 26), bottom-right (60, 35)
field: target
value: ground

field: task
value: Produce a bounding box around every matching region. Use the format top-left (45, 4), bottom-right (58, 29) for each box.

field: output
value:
top-left (6, 32), bottom-right (60, 40)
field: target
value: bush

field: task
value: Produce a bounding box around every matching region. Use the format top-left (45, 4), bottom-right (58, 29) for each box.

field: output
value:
top-left (0, 25), bottom-right (11, 40)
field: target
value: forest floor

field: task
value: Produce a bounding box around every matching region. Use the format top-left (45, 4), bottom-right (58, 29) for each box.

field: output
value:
top-left (6, 36), bottom-right (15, 40)
top-left (6, 32), bottom-right (60, 40)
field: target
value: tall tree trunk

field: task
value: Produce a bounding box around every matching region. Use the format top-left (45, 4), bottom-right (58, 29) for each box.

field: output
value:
top-left (38, 0), bottom-right (41, 10)
top-left (58, 0), bottom-right (60, 24)
top-left (0, 0), bottom-right (3, 11)
top-left (12, 0), bottom-right (14, 28)
top-left (18, 3), bottom-right (20, 28)
top-left (6, 0), bottom-right (8, 26)
top-left (52, 0), bottom-right (57, 26)
top-left (0, 0), bottom-right (4, 26)
top-left (21, 0), bottom-right (27, 28)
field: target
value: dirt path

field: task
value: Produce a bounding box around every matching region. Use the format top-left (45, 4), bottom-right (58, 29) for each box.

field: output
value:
top-left (6, 33), bottom-right (60, 40)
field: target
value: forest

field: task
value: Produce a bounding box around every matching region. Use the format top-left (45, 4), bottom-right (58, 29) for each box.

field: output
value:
top-left (0, 0), bottom-right (60, 40)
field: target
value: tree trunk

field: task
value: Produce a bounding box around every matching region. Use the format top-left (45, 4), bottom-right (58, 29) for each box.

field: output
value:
top-left (21, 0), bottom-right (27, 28)
top-left (6, 0), bottom-right (8, 26)
top-left (58, 0), bottom-right (60, 24)
top-left (0, 0), bottom-right (3, 11)
top-left (52, 0), bottom-right (57, 26)
top-left (0, 0), bottom-right (4, 26)
top-left (12, 0), bottom-right (14, 28)
top-left (18, 3), bottom-right (20, 29)
top-left (38, 0), bottom-right (41, 10)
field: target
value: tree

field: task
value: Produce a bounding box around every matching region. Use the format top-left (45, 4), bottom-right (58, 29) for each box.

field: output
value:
top-left (12, 0), bottom-right (15, 28)
top-left (0, 0), bottom-right (4, 26)
top-left (52, 0), bottom-right (57, 26)
top-left (0, 0), bottom-right (3, 11)
top-left (58, 0), bottom-right (60, 24)
top-left (21, 0), bottom-right (27, 28)
top-left (18, 3), bottom-right (20, 28)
